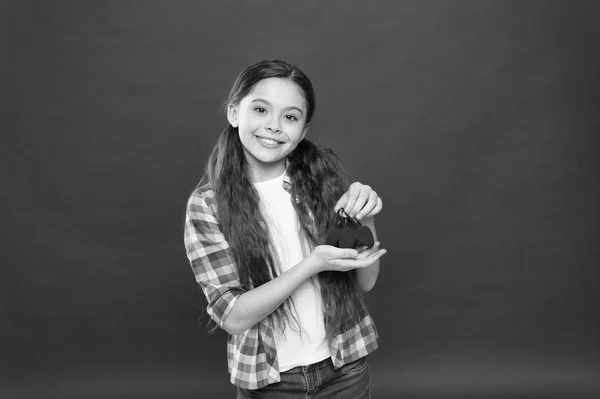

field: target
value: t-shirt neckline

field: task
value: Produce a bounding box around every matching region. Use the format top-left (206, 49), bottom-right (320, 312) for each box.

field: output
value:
top-left (253, 170), bottom-right (287, 187)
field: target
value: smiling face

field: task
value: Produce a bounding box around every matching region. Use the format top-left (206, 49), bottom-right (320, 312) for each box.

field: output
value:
top-left (227, 77), bottom-right (309, 182)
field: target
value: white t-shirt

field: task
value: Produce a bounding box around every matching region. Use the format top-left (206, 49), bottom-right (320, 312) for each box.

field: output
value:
top-left (253, 171), bottom-right (330, 372)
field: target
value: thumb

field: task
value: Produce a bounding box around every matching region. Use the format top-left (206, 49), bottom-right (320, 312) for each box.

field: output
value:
top-left (337, 248), bottom-right (358, 259)
top-left (334, 192), bottom-right (349, 213)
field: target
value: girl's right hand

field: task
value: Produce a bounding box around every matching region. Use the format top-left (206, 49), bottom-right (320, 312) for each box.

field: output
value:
top-left (306, 244), bottom-right (387, 273)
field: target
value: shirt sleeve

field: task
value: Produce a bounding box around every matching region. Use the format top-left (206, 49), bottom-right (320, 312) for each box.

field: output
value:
top-left (184, 189), bottom-right (245, 329)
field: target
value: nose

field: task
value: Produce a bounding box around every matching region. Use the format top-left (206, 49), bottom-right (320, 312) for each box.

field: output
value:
top-left (265, 117), bottom-right (281, 133)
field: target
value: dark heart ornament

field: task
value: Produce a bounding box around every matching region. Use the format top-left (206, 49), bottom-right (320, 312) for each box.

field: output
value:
top-left (325, 208), bottom-right (375, 249)
top-left (325, 228), bottom-right (343, 247)
top-left (355, 225), bottom-right (375, 248)
top-left (338, 230), bottom-right (357, 248)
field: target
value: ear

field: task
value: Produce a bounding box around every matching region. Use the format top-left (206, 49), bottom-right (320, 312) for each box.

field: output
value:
top-left (227, 103), bottom-right (239, 128)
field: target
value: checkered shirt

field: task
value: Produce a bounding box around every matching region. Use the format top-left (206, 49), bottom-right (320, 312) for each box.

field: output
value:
top-left (183, 184), bottom-right (379, 390)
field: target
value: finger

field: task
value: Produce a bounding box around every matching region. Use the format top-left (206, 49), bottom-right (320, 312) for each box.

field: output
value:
top-left (356, 242), bottom-right (380, 258)
top-left (331, 249), bottom-right (387, 269)
top-left (341, 183), bottom-right (361, 217)
top-left (326, 247), bottom-right (359, 259)
top-left (359, 248), bottom-right (387, 263)
top-left (355, 190), bottom-right (378, 220)
top-left (349, 188), bottom-right (370, 218)
top-left (367, 197), bottom-right (383, 217)
top-left (355, 244), bottom-right (370, 254)
top-left (334, 191), bottom-right (349, 213)
top-left (347, 185), bottom-right (370, 218)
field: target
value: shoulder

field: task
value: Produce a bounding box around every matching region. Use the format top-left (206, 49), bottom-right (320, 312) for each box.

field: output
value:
top-left (186, 183), bottom-right (219, 218)
top-left (184, 183), bottom-right (226, 244)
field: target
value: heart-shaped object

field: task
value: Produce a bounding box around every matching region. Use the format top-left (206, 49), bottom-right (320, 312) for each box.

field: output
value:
top-left (355, 225), bottom-right (375, 248)
top-left (325, 207), bottom-right (376, 250)
top-left (338, 230), bottom-right (357, 248)
top-left (326, 228), bottom-right (343, 247)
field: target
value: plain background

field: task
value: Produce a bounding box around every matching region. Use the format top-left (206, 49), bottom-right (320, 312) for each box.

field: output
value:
top-left (2, 1), bottom-right (599, 398)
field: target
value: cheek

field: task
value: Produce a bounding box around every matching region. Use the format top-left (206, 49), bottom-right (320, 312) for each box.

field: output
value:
top-left (290, 125), bottom-right (307, 141)
top-left (239, 114), bottom-right (262, 133)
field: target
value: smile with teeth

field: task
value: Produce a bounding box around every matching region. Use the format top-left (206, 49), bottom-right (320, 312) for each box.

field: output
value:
top-left (256, 136), bottom-right (284, 146)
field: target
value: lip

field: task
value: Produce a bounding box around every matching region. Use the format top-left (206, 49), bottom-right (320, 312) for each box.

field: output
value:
top-left (255, 135), bottom-right (284, 144)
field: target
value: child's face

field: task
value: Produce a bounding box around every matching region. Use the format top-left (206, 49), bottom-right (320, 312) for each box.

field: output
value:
top-left (228, 77), bottom-right (308, 172)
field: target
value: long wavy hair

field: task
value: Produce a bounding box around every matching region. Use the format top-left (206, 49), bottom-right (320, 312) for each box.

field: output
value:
top-left (194, 60), bottom-right (367, 341)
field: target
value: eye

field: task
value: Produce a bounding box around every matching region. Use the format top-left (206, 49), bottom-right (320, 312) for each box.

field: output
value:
top-left (254, 107), bottom-right (266, 113)
top-left (285, 115), bottom-right (299, 122)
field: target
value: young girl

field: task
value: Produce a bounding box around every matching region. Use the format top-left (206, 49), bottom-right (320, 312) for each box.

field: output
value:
top-left (184, 59), bottom-right (386, 398)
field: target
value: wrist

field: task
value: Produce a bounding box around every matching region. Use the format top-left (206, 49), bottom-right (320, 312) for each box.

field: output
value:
top-left (302, 254), bottom-right (323, 276)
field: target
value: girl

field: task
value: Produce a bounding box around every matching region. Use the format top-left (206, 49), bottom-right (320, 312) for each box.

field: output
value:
top-left (184, 59), bottom-right (386, 398)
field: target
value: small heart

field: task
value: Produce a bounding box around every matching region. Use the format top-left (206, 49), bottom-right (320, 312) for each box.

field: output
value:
top-left (338, 230), bottom-right (358, 249)
top-left (355, 226), bottom-right (375, 248)
top-left (326, 228), bottom-right (343, 247)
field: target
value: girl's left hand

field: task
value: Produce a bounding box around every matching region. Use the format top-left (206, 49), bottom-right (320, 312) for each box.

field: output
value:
top-left (334, 182), bottom-right (383, 220)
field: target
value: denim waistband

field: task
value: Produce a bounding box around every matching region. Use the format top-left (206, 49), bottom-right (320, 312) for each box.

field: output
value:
top-left (282, 356), bottom-right (332, 374)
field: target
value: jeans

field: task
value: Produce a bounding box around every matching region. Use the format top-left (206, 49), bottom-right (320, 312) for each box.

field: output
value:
top-left (236, 356), bottom-right (370, 398)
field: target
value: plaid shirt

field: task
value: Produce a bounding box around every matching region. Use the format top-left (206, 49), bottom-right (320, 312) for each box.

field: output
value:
top-left (183, 184), bottom-right (379, 390)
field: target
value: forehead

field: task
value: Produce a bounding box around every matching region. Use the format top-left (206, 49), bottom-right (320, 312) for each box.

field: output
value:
top-left (245, 78), bottom-right (307, 110)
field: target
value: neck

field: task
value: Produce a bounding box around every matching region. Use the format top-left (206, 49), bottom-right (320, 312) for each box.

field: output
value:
top-left (246, 157), bottom-right (287, 183)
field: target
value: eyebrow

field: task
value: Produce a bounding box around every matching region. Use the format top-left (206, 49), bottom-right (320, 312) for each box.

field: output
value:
top-left (251, 98), bottom-right (304, 115)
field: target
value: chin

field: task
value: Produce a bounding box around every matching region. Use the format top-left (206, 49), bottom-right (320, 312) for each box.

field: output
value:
top-left (253, 149), bottom-right (290, 163)
top-left (257, 155), bottom-right (286, 165)
top-left (245, 150), bottom-right (280, 164)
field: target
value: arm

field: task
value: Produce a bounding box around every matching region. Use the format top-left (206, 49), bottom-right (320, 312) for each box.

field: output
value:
top-left (355, 216), bottom-right (380, 292)
top-left (185, 193), bottom-right (316, 335)
top-left (220, 163), bottom-right (384, 329)
top-left (223, 245), bottom-right (383, 335)
top-left (222, 257), bottom-right (317, 335)
top-left (185, 189), bottom-right (384, 336)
